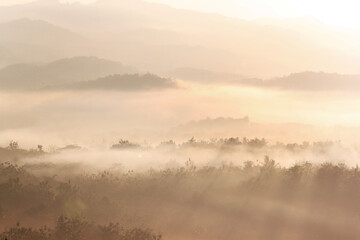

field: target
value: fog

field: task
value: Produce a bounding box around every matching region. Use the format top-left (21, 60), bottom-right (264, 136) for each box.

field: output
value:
top-left (3, 141), bottom-right (360, 240)
top-left (3, 81), bottom-right (360, 239)
top-left (1, 0), bottom-right (360, 239)
top-left (2, 83), bottom-right (360, 147)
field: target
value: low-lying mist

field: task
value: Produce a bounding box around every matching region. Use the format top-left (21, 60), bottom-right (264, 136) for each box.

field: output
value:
top-left (0, 137), bottom-right (358, 177)
top-left (1, 1), bottom-right (360, 239)
top-left (2, 82), bottom-right (360, 148)
top-left (2, 85), bottom-right (360, 239)
top-left (2, 139), bottom-right (360, 240)
top-left (2, 70), bottom-right (360, 240)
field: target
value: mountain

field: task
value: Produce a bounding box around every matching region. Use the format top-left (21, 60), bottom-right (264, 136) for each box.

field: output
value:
top-left (263, 72), bottom-right (360, 91)
top-left (0, 56), bottom-right (137, 90)
top-left (0, 18), bottom-right (83, 44)
top-left (61, 73), bottom-right (177, 91)
top-left (0, 1), bottom-right (359, 77)
top-left (0, 18), bottom-right (90, 67)
top-left (170, 69), bottom-right (360, 91)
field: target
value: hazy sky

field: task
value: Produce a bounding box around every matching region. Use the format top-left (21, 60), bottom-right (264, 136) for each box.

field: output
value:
top-left (147, 0), bottom-right (360, 29)
top-left (0, 0), bottom-right (360, 29)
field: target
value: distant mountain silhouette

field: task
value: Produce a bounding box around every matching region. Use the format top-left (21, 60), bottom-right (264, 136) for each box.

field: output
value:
top-left (169, 69), bottom-right (360, 91)
top-left (0, 18), bottom-right (82, 44)
top-left (60, 73), bottom-right (177, 91)
top-left (0, 18), bottom-right (89, 67)
top-left (1, 1), bottom-right (360, 77)
top-left (0, 56), bottom-right (137, 90)
top-left (263, 72), bottom-right (360, 91)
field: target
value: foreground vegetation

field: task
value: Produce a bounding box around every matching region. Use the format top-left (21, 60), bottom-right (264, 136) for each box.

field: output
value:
top-left (0, 217), bottom-right (161, 240)
top-left (1, 141), bottom-right (360, 240)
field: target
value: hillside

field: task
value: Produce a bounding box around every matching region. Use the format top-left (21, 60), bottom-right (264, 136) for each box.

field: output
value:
top-left (170, 69), bottom-right (360, 91)
top-left (0, 56), bottom-right (136, 90)
top-left (264, 72), bottom-right (360, 91)
top-left (64, 73), bottom-right (177, 91)
top-left (0, 18), bottom-right (83, 44)
top-left (0, 1), bottom-right (359, 77)
top-left (0, 18), bottom-right (90, 67)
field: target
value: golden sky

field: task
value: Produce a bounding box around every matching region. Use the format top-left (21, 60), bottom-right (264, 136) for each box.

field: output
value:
top-left (1, 0), bottom-right (360, 29)
top-left (146, 0), bottom-right (360, 29)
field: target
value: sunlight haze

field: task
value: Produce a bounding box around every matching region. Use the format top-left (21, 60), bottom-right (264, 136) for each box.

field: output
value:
top-left (1, 0), bottom-right (360, 239)
top-left (147, 0), bottom-right (360, 29)
top-left (1, 0), bottom-right (360, 28)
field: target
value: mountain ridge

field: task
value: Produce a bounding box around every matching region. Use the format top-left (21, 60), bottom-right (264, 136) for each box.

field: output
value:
top-left (0, 1), bottom-right (359, 77)
top-left (0, 56), bottom-right (137, 90)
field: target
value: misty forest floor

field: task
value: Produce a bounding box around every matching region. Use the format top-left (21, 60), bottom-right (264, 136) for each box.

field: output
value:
top-left (1, 146), bottom-right (360, 240)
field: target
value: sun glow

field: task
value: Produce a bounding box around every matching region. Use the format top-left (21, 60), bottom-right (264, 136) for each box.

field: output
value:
top-left (143, 0), bottom-right (360, 29)
top-left (300, 0), bottom-right (360, 28)
top-left (1, 0), bottom-right (360, 29)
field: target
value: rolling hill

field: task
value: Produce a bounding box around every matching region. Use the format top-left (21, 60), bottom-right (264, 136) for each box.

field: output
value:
top-left (263, 72), bottom-right (360, 91)
top-left (63, 73), bottom-right (177, 91)
top-left (0, 56), bottom-right (137, 90)
top-left (0, 18), bottom-right (90, 67)
top-left (0, 1), bottom-right (359, 77)
top-left (169, 68), bottom-right (360, 91)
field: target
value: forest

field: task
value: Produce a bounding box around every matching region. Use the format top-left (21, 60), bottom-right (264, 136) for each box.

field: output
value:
top-left (0, 139), bottom-right (360, 240)
top-left (1, 1), bottom-right (360, 239)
